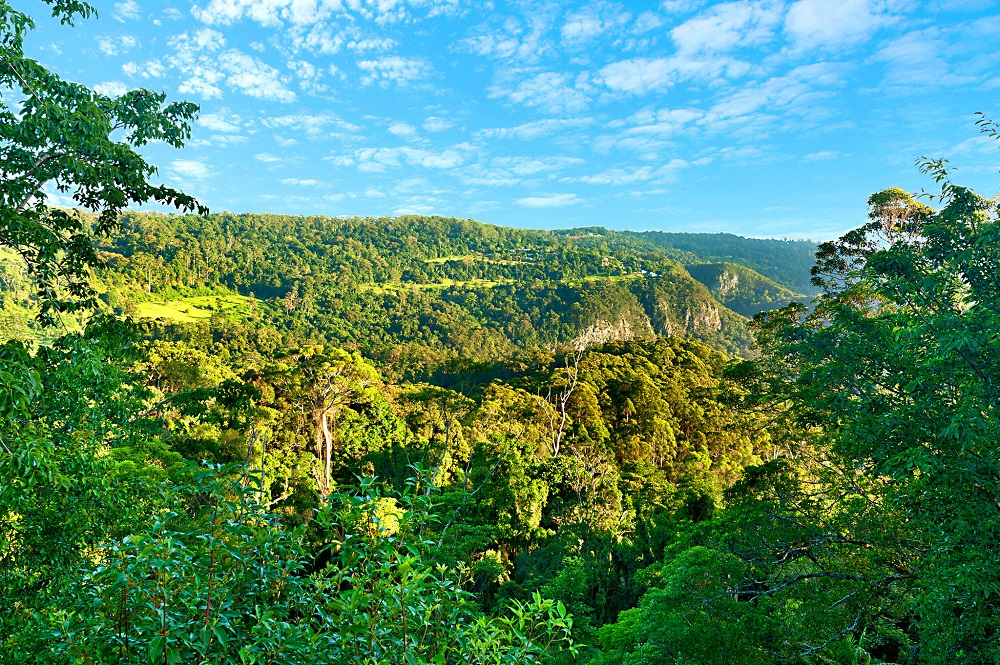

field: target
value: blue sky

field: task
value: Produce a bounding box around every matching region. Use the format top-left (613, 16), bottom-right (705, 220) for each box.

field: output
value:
top-left (26, 0), bottom-right (1000, 239)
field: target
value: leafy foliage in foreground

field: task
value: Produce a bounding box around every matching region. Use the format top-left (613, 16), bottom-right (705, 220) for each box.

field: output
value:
top-left (0, 0), bottom-right (205, 324)
top-left (0, 326), bottom-right (575, 664)
top-left (594, 162), bottom-right (1000, 663)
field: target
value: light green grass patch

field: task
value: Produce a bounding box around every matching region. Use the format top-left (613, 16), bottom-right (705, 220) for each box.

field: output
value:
top-left (183, 294), bottom-right (256, 315)
top-left (423, 255), bottom-right (481, 264)
top-left (135, 300), bottom-right (212, 323)
top-left (360, 278), bottom-right (507, 294)
top-left (135, 294), bottom-right (257, 322)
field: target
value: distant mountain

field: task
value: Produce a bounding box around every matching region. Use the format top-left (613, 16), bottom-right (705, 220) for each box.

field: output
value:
top-left (685, 262), bottom-right (806, 318)
top-left (626, 231), bottom-right (819, 295)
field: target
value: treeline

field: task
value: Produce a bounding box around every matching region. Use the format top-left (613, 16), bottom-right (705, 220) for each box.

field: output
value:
top-left (73, 212), bottom-right (802, 375)
top-left (2, 211), bottom-right (815, 373)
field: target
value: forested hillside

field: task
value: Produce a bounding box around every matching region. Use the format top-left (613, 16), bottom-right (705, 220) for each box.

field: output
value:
top-left (1, 211), bottom-right (813, 375)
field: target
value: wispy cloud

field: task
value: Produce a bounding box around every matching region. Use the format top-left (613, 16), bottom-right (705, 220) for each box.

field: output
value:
top-left (198, 110), bottom-right (244, 133)
top-left (561, 3), bottom-right (632, 46)
top-left (172, 159), bottom-right (211, 179)
top-left (566, 159), bottom-right (693, 185)
top-left (598, 53), bottom-right (750, 95)
top-left (459, 156), bottom-right (584, 187)
top-left (784, 0), bottom-right (905, 48)
top-left (98, 35), bottom-right (137, 56)
top-left (515, 193), bottom-right (582, 208)
top-left (166, 29), bottom-right (296, 102)
top-left (479, 117), bottom-right (595, 141)
top-left (113, 0), bottom-right (141, 22)
top-left (332, 144), bottom-right (475, 172)
top-left (94, 81), bottom-right (129, 96)
top-left (803, 150), bottom-right (839, 161)
top-left (462, 11), bottom-right (558, 65)
top-left (423, 116), bottom-right (453, 132)
top-left (490, 71), bottom-right (590, 113)
top-left (671, 0), bottom-right (782, 53)
top-left (357, 56), bottom-right (432, 87)
top-left (263, 112), bottom-right (357, 137)
top-left (122, 59), bottom-right (166, 78)
top-left (388, 122), bottom-right (421, 141)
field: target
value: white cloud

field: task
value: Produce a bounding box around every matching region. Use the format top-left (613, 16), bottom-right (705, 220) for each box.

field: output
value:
top-left (198, 111), bottom-right (244, 133)
top-left (388, 122), bottom-right (420, 140)
top-left (281, 178), bottom-right (323, 186)
top-left (357, 56), bottom-right (432, 87)
top-left (168, 29), bottom-right (226, 98)
top-left (594, 108), bottom-right (703, 156)
top-left (172, 160), bottom-right (211, 179)
top-left (872, 29), bottom-right (978, 88)
top-left (333, 144), bottom-right (474, 172)
top-left (561, 3), bottom-right (631, 45)
top-left (98, 35), bottom-right (137, 56)
top-left (287, 23), bottom-right (346, 55)
top-left (264, 112), bottom-right (357, 137)
top-left (122, 59), bottom-right (166, 78)
top-left (479, 117), bottom-right (595, 140)
top-left (569, 159), bottom-right (691, 185)
top-left (192, 0), bottom-right (292, 27)
top-left (803, 150), bottom-right (838, 161)
top-left (423, 116), bottom-right (452, 132)
top-left (490, 71), bottom-right (590, 114)
top-left (784, 0), bottom-right (903, 48)
top-left (515, 193), bottom-right (582, 208)
top-left (671, 0), bottom-right (782, 53)
top-left (462, 12), bottom-right (558, 64)
top-left (191, 0), bottom-right (456, 27)
top-left (255, 152), bottom-right (285, 163)
top-left (218, 51), bottom-right (296, 102)
top-left (288, 59), bottom-right (327, 93)
top-left (598, 54), bottom-right (749, 94)
top-left (167, 30), bottom-right (296, 102)
top-left (394, 195), bottom-right (440, 215)
top-left (94, 81), bottom-right (129, 97)
top-left (347, 37), bottom-right (397, 52)
top-left (634, 11), bottom-right (666, 33)
top-left (113, 1), bottom-right (141, 22)
top-left (661, 0), bottom-right (708, 13)
top-left (698, 63), bottom-right (843, 134)
top-left (459, 156), bottom-right (584, 186)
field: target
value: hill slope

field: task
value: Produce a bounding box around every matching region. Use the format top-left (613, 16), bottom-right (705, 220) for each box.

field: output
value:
top-left (1, 212), bottom-right (817, 373)
top-left (685, 262), bottom-right (806, 317)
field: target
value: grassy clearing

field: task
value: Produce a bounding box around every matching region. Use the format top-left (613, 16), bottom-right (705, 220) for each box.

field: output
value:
top-left (135, 294), bottom-right (257, 322)
top-left (359, 278), bottom-right (507, 294)
top-left (423, 255), bottom-right (482, 264)
top-left (135, 300), bottom-right (211, 323)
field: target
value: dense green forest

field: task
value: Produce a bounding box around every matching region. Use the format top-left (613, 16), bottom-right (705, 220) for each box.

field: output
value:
top-left (1, 210), bottom-right (815, 374)
top-left (4, 2), bottom-right (1000, 664)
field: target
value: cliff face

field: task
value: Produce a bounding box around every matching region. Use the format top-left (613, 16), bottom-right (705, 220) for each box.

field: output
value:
top-left (685, 262), bottom-right (806, 318)
top-left (573, 317), bottom-right (642, 350)
top-left (564, 272), bottom-right (751, 356)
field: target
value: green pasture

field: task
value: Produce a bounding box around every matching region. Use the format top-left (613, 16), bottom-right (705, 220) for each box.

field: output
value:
top-left (135, 294), bottom-right (257, 322)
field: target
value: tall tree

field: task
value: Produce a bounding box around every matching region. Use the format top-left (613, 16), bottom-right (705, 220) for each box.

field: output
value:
top-left (0, 0), bottom-right (206, 323)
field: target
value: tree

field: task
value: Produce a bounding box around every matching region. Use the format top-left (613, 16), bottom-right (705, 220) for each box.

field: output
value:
top-left (0, 0), bottom-right (206, 324)
top-left (734, 138), bottom-right (1000, 660)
